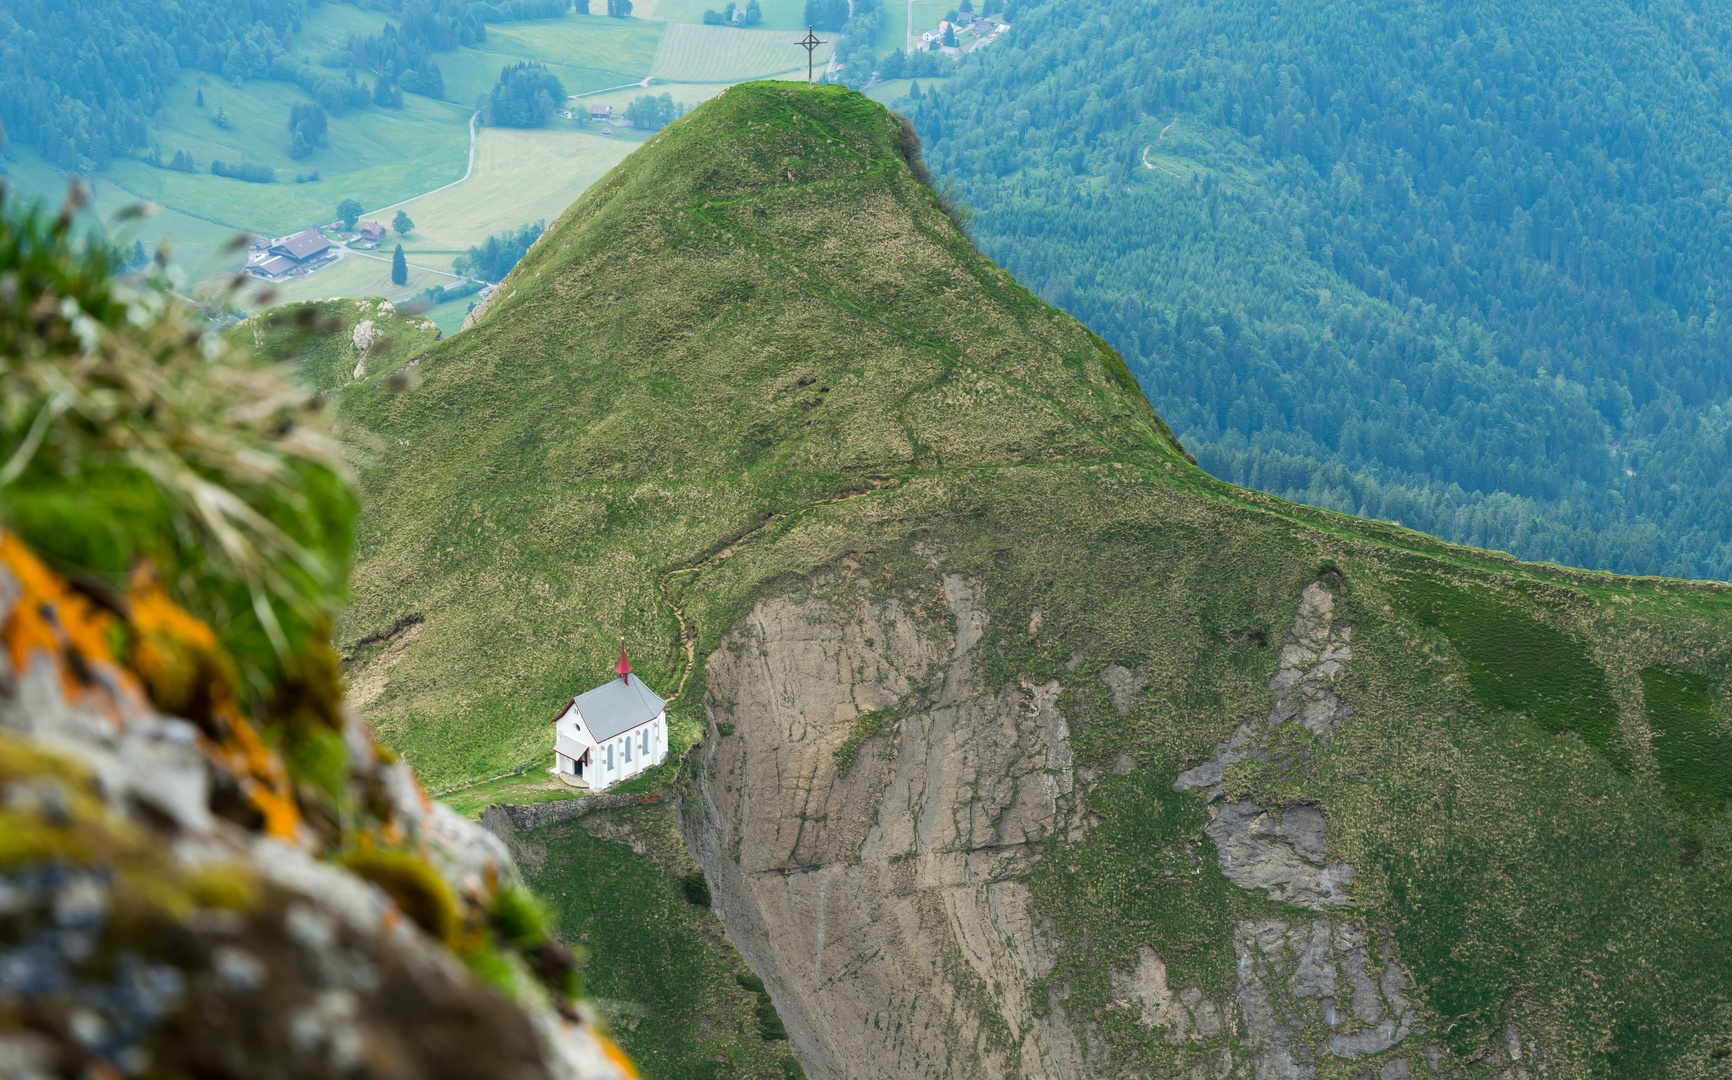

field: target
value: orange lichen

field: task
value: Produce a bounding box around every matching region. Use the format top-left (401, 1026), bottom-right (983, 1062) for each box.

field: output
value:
top-left (123, 562), bottom-right (301, 839)
top-left (205, 705), bottom-right (302, 839)
top-left (0, 532), bottom-right (301, 840)
top-left (598, 1032), bottom-right (641, 1080)
top-left (1, 532), bottom-right (122, 698)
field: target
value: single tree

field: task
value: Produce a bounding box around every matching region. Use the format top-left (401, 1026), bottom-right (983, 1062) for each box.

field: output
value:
top-left (195, 88), bottom-right (205, 108)
top-left (391, 244), bottom-right (408, 286)
top-left (942, 22), bottom-right (957, 46)
top-left (337, 198), bottom-right (363, 230)
top-left (393, 210), bottom-right (415, 236)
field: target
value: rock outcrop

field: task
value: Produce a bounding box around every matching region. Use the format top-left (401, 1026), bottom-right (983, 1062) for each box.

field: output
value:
top-left (683, 573), bottom-right (1086, 1080)
top-left (0, 536), bottom-right (635, 1080)
top-left (685, 574), bottom-right (1450, 1080)
top-left (1170, 582), bottom-right (1433, 1080)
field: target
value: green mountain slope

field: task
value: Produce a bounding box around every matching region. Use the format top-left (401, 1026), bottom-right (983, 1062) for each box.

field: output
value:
top-left (906, 0), bottom-right (1732, 581)
top-left (333, 84), bottom-right (1732, 1078)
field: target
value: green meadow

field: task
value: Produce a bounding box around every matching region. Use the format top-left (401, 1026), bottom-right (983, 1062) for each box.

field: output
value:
top-left (107, 79), bottom-right (472, 237)
top-left (642, 0), bottom-right (810, 32)
top-left (649, 23), bottom-right (823, 81)
top-left (390, 127), bottom-right (638, 274)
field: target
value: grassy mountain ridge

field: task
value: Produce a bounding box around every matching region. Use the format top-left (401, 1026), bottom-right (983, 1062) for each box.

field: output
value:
top-left (337, 82), bottom-right (1190, 788)
top-left (328, 83), bottom-right (1732, 1077)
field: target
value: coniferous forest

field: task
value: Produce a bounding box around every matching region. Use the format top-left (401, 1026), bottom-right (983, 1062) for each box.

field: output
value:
top-left (910, 0), bottom-right (1732, 579)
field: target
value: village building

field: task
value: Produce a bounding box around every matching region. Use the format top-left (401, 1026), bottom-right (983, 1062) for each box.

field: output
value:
top-left (357, 221), bottom-right (388, 244)
top-left (551, 647), bottom-right (668, 790)
top-left (589, 104), bottom-right (613, 120)
top-left (244, 227), bottom-right (335, 280)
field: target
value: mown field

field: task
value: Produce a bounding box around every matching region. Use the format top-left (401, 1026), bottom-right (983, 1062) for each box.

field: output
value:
top-left (438, 16), bottom-right (664, 106)
top-left (579, 67), bottom-right (820, 117)
top-left (1, 157), bottom-right (246, 282)
top-left (647, 0), bottom-right (810, 32)
top-left (649, 24), bottom-right (825, 81)
top-left (390, 127), bottom-right (638, 274)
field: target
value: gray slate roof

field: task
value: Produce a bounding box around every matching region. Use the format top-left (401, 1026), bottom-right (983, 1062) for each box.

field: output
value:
top-left (270, 229), bottom-right (331, 262)
top-left (249, 254), bottom-right (298, 278)
top-left (573, 676), bottom-right (666, 741)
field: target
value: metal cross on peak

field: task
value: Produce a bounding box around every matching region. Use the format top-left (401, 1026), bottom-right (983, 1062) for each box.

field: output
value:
top-left (796, 25), bottom-right (827, 87)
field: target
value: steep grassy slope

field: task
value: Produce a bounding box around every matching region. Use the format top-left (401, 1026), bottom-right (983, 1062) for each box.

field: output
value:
top-left (513, 804), bottom-right (809, 1080)
top-left (334, 84), bottom-right (1732, 1078)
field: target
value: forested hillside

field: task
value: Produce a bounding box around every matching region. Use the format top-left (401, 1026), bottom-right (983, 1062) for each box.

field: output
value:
top-left (908, 0), bottom-right (1732, 579)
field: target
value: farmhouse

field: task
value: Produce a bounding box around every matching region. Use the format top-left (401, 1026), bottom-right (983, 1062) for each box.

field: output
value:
top-left (551, 648), bottom-right (668, 790)
top-left (589, 104), bottom-right (613, 120)
top-left (244, 228), bottom-right (334, 280)
top-left (357, 221), bottom-right (388, 244)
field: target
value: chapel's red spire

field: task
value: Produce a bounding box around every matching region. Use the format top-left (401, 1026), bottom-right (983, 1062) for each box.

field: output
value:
top-left (616, 643), bottom-right (632, 683)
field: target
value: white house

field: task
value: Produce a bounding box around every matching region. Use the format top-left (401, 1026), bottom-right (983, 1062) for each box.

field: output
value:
top-left (551, 647), bottom-right (668, 790)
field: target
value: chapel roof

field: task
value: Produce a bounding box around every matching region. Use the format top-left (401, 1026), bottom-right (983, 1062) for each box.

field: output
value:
top-left (573, 673), bottom-right (666, 742)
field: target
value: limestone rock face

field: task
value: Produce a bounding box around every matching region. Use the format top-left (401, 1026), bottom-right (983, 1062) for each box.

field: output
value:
top-left (1174, 582), bottom-right (1434, 1080)
top-left (1204, 801), bottom-right (1355, 909)
top-left (0, 541), bottom-right (634, 1080)
top-left (683, 574), bottom-right (1086, 1080)
top-left (686, 575), bottom-right (1447, 1080)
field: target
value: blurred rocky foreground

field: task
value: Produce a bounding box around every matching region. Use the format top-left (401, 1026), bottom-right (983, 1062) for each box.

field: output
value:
top-left (0, 534), bottom-right (637, 1080)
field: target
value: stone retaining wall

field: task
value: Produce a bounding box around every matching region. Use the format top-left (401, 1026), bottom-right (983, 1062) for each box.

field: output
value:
top-left (480, 792), bottom-right (666, 845)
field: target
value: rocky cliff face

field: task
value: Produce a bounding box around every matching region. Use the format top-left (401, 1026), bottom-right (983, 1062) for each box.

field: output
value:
top-left (684, 573), bottom-right (1086, 1080)
top-left (683, 573), bottom-right (1562, 1080)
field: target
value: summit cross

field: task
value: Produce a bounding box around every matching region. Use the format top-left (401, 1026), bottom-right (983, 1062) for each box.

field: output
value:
top-left (797, 26), bottom-right (827, 86)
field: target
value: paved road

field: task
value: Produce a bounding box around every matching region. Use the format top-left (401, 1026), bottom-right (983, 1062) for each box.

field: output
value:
top-left (365, 111), bottom-right (481, 220)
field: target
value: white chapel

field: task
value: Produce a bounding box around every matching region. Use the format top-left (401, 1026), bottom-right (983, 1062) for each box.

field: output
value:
top-left (551, 646), bottom-right (668, 790)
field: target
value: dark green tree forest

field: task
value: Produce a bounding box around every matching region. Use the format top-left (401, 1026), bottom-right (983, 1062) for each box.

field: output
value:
top-left (484, 62), bottom-right (566, 127)
top-left (908, 0), bottom-right (1732, 579)
top-left (453, 219), bottom-right (545, 281)
top-left (622, 93), bottom-right (685, 130)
